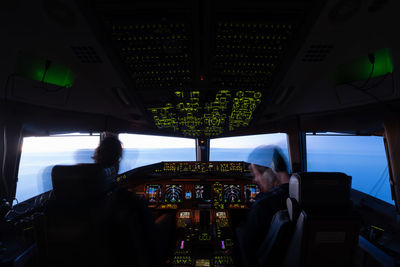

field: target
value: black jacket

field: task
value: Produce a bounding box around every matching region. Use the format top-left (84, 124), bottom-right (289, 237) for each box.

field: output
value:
top-left (237, 183), bottom-right (289, 267)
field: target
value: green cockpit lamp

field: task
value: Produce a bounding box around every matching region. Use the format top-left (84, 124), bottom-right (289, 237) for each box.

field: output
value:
top-left (15, 52), bottom-right (75, 88)
top-left (334, 48), bottom-right (393, 85)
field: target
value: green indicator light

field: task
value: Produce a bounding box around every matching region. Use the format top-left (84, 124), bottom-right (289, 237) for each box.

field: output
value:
top-left (15, 52), bottom-right (75, 88)
top-left (334, 48), bottom-right (393, 85)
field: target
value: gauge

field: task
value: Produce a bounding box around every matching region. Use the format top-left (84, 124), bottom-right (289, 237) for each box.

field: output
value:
top-left (195, 184), bottom-right (211, 201)
top-left (165, 185), bottom-right (183, 203)
top-left (195, 185), bottom-right (204, 199)
top-left (223, 184), bottom-right (241, 203)
top-left (145, 184), bottom-right (162, 203)
top-left (244, 184), bottom-right (260, 203)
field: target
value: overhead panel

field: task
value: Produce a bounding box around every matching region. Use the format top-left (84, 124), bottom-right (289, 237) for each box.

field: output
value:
top-left (94, 1), bottom-right (308, 137)
top-left (108, 16), bottom-right (193, 91)
top-left (204, 11), bottom-right (301, 136)
top-left (148, 90), bottom-right (262, 137)
top-left (212, 19), bottom-right (294, 92)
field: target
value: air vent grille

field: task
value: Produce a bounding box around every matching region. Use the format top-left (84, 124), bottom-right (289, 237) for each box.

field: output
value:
top-left (71, 46), bottom-right (102, 63)
top-left (302, 44), bottom-right (333, 62)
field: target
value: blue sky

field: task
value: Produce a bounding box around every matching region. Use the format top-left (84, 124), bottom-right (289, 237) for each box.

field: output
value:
top-left (16, 132), bottom-right (393, 205)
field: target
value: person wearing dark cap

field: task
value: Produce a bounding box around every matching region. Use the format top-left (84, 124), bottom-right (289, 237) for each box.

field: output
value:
top-left (236, 145), bottom-right (290, 267)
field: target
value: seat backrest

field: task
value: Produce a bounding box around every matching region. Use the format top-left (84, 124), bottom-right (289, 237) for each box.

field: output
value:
top-left (289, 172), bottom-right (352, 213)
top-left (43, 164), bottom-right (155, 266)
top-left (257, 209), bottom-right (294, 267)
top-left (282, 172), bottom-right (361, 267)
top-left (51, 164), bottom-right (116, 206)
top-left (41, 164), bottom-right (117, 266)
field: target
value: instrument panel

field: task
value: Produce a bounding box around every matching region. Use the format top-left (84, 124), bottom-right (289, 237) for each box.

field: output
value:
top-left (139, 180), bottom-right (260, 210)
top-left (156, 161), bottom-right (249, 174)
top-left (123, 162), bottom-right (257, 266)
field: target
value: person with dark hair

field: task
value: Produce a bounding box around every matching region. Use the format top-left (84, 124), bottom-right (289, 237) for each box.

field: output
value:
top-left (92, 134), bottom-right (174, 266)
top-left (236, 145), bottom-right (290, 267)
top-left (92, 135), bottom-right (123, 173)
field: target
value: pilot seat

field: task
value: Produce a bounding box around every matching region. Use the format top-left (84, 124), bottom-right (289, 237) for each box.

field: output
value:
top-left (30, 163), bottom-right (158, 267)
top-left (35, 164), bottom-right (117, 266)
top-left (257, 172), bottom-right (361, 267)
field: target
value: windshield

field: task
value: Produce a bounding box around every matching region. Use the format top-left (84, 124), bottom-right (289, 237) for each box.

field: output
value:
top-left (16, 133), bottom-right (195, 203)
top-left (210, 133), bottom-right (289, 167)
top-left (118, 134), bottom-right (196, 173)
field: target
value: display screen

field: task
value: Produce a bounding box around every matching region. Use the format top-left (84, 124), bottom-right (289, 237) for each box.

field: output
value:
top-left (195, 184), bottom-right (211, 202)
top-left (145, 184), bottom-right (162, 203)
top-left (213, 182), bottom-right (224, 209)
top-left (165, 184), bottom-right (183, 203)
top-left (216, 211), bottom-right (227, 218)
top-left (179, 211), bottom-right (191, 219)
top-left (244, 184), bottom-right (260, 203)
top-left (223, 184), bottom-right (241, 203)
top-left (195, 259), bottom-right (210, 267)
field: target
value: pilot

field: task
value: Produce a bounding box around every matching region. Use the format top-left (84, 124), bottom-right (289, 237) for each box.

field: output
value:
top-left (92, 134), bottom-right (174, 266)
top-left (92, 133), bottom-right (123, 173)
top-left (236, 145), bottom-right (290, 267)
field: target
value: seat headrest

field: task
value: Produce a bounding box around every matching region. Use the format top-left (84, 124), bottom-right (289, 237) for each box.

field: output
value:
top-left (51, 164), bottom-right (116, 204)
top-left (289, 172), bottom-right (351, 212)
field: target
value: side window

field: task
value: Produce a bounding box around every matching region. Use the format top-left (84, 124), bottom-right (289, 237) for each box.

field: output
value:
top-left (306, 133), bottom-right (394, 205)
top-left (16, 133), bottom-right (100, 203)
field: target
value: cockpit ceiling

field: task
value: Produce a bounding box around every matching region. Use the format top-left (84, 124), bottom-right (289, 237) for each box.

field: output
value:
top-left (8, 0), bottom-right (398, 137)
top-left (89, 0), bottom-right (311, 137)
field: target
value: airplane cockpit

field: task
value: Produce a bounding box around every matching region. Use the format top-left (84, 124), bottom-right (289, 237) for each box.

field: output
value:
top-left (1, 0), bottom-right (400, 266)
top-left (122, 161), bottom-right (254, 266)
